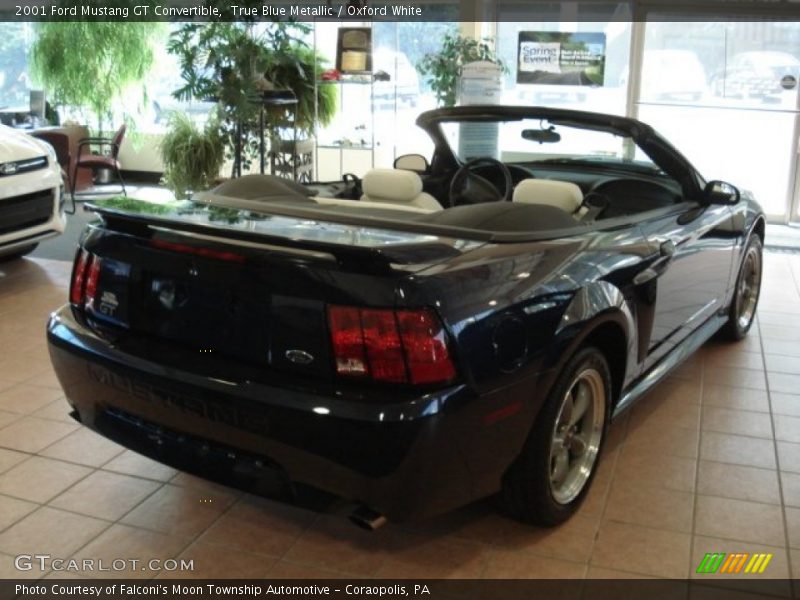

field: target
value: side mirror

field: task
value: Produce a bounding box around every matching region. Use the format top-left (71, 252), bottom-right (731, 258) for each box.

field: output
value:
top-left (703, 180), bottom-right (740, 205)
top-left (394, 154), bottom-right (429, 173)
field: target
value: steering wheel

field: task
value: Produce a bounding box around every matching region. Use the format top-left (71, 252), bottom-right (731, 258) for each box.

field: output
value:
top-left (449, 157), bottom-right (514, 206)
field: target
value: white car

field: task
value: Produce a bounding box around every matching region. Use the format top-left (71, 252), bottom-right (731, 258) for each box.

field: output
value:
top-left (0, 124), bottom-right (66, 259)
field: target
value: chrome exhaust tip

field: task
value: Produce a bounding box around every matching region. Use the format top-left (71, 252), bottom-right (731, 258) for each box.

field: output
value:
top-left (349, 505), bottom-right (387, 531)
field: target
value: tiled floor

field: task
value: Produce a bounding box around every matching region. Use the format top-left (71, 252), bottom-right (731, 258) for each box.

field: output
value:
top-left (0, 253), bottom-right (798, 588)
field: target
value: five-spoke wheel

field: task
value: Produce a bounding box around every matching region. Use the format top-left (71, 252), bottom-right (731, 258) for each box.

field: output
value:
top-left (721, 235), bottom-right (763, 340)
top-left (549, 367), bottom-right (605, 505)
top-left (499, 346), bottom-right (611, 526)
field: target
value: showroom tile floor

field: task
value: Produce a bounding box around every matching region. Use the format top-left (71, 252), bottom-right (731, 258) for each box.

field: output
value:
top-left (0, 252), bottom-right (798, 590)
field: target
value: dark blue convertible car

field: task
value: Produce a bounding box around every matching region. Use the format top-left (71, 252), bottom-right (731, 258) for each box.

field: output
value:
top-left (47, 106), bottom-right (764, 528)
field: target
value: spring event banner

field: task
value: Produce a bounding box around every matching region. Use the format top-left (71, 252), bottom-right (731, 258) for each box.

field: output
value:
top-left (517, 31), bottom-right (606, 86)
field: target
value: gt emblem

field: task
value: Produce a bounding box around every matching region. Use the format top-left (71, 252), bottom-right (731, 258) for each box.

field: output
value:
top-left (0, 162), bottom-right (18, 176)
top-left (285, 349), bottom-right (315, 365)
top-left (98, 291), bottom-right (119, 316)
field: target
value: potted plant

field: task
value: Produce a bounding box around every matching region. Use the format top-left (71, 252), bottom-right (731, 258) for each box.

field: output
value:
top-left (168, 21), bottom-right (336, 178)
top-left (159, 111), bottom-right (225, 200)
top-left (417, 33), bottom-right (506, 107)
top-left (262, 43), bottom-right (338, 135)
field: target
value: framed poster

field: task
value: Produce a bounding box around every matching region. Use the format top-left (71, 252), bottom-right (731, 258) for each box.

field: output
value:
top-left (517, 31), bottom-right (606, 86)
top-left (336, 27), bottom-right (372, 74)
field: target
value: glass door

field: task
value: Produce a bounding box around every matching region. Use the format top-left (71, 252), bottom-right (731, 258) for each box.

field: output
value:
top-left (635, 20), bottom-right (800, 222)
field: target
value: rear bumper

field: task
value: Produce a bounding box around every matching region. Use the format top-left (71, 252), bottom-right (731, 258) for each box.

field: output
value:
top-left (47, 306), bottom-right (545, 521)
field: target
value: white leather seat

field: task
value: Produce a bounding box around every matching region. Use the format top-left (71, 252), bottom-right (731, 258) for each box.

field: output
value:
top-left (512, 179), bottom-right (583, 214)
top-left (361, 168), bottom-right (443, 211)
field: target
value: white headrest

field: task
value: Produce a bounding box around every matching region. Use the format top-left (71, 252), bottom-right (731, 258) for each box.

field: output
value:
top-left (512, 179), bottom-right (583, 213)
top-left (362, 168), bottom-right (423, 203)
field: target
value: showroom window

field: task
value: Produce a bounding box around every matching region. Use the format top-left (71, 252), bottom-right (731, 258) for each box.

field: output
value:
top-left (372, 18), bottom-right (460, 161)
top-left (494, 2), bottom-right (633, 116)
top-left (0, 23), bottom-right (34, 113)
top-left (637, 20), bottom-right (800, 220)
top-left (0, 22), bottom-right (202, 134)
top-left (490, 3), bottom-right (632, 164)
top-left (314, 9), bottom-right (459, 179)
top-left (493, 6), bottom-right (800, 222)
top-left (137, 25), bottom-right (215, 133)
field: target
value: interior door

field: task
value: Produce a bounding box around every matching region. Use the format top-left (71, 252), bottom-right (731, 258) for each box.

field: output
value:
top-left (635, 202), bottom-right (737, 367)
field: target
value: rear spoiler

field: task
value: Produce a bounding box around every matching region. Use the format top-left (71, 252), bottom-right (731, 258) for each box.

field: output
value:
top-left (84, 200), bottom-right (482, 270)
top-left (85, 195), bottom-right (594, 244)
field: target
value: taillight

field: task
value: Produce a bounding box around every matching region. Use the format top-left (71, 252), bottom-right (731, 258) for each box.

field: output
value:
top-left (328, 306), bottom-right (369, 377)
top-left (327, 305), bottom-right (456, 386)
top-left (69, 249), bottom-right (101, 309)
top-left (69, 249), bottom-right (89, 304)
top-left (361, 309), bottom-right (406, 383)
top-left (84, 256), bottom-right (101, 309)
top-left (396, 309), bottom-right (457, 385)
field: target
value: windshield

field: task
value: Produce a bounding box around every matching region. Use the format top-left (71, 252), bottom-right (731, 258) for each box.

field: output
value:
top-left (439, 117), bottom-right (662, 175)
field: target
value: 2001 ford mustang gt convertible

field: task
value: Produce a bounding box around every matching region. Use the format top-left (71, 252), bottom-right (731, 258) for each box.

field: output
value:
top-left (47, 106), bottom-right (764, 528)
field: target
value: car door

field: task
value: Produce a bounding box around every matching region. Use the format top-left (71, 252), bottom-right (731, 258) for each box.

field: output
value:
top-left (635, 201), bottom-right (737, 369)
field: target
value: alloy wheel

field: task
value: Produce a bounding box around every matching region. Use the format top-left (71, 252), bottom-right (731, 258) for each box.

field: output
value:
top-left (736, 245), bottom-right (762, 330)
top-left (548, 367), bottom-right (606, 505)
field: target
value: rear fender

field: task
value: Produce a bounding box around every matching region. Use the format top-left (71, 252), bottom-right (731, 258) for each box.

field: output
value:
top-left (541, 281), bottom-right (637, 406)
top-left (490, 282), bottom-right (636, 493)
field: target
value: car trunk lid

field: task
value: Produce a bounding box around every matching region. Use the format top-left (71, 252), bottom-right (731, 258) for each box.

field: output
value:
top-left (73, 199), bottom-right (482, 385)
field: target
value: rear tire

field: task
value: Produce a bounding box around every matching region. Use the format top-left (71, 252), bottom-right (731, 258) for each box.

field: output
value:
top-left (720, 235), bottom-right (762, 341)
top-left (498, 346), bottom-right (611, 526)
top-left (0, 244), bottom-right (38, 261)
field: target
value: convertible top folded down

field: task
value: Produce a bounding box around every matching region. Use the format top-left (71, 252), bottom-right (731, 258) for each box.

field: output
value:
top-left (200, 193), bottom-right (585, 235)
top-left (415, 202), bottom-right (582, 232)
top-left (201, 174), bottom-right (585, 235)
top-left (211, 173), bottom-right (314, 200)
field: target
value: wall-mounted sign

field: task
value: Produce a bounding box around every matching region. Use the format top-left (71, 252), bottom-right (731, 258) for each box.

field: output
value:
top-left (336, 27), bottom-right (372, 74)
top-left (517, 31), bottom-right (606, 86)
